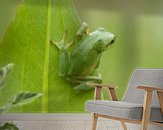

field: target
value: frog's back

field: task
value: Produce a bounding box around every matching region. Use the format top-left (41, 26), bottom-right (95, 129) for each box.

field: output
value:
top-left (68, 37), bottom-right (101, 76)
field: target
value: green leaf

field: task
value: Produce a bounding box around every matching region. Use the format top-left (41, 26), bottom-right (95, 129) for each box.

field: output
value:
top-left (0, 0), bottom-right (93, 112)
top-left (0, 107), bottom-right (7, 113)
top-left (0, 123), bottom-right (19, 130)
top-left (0, 92), bottom-right (42, 113)
top-left (0, 63), bottom-right (14, 88)
top-left (12, 92), bottom-right (42, 106)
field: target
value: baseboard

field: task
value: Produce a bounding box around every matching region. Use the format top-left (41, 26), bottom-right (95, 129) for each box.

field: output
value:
top-left (0, 113), bottom-right (96, 121)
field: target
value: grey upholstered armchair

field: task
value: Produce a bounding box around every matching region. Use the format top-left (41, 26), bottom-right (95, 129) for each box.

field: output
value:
top-left (85, 69), bottom-right (163, 130)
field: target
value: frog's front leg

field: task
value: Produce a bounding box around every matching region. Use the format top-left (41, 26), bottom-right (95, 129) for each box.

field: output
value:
top-left (76, 22), bottom-right (90, 36)
top-left (51, 32), bottom-right (72, 77)
top-left (51, 32), bottom-right (74, 50)
top-left (51, 22), bottom-right (89, 49)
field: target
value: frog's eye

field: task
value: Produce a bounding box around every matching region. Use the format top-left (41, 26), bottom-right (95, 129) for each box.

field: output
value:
top-left (110, 39), bottom-right (115, 44)
top-left (97, 39), bottom-right (103, 44)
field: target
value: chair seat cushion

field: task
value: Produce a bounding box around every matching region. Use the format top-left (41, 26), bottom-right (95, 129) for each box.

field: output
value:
top-left (85, 100), bottom-right (163, 122)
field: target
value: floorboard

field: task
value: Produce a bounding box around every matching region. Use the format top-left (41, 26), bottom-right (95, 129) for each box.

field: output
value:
top-left (0, 113), bottom-right (140, 130)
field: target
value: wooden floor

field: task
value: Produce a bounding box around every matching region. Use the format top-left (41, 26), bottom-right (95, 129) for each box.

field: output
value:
top-left (6, 120), bottom-right (142, 130)
top-left (0, 113), bottom-right (140, 130)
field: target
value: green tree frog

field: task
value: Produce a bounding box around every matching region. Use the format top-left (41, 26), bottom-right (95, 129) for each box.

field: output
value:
top-left (51, 23), bottom-right (116, 91)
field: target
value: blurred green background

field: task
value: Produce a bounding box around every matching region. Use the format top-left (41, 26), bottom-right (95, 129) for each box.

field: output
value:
top-left (0, 0), bottom-right (163, 111)
top-left (73, 0), bottom-right (163, 98)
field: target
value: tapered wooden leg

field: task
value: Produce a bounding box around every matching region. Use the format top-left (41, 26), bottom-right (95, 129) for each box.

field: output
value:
top-left (92, 113), bottom-right (98, 130)
top-left (141, 90), bottom-right (152, 130)
top-left (157, 91), bottom-right (163, 114)
top-left (121, 121), bottom-right (127, 130)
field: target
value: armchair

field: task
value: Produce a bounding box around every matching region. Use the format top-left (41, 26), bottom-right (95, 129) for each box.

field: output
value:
top-left (85, 69), bottom-right (163, 130)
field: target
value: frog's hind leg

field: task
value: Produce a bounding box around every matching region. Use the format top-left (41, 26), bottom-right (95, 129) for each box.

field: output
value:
top-left (69, 75), bottom-right (102, 92)
top-left (70, 75), bottom-right (102, 83)
top-left (73, 83), bottom-right (93, 92)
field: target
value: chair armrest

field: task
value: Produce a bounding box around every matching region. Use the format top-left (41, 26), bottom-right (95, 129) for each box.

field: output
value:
top-left (88, 83), bottom-right (118, 101)
top-left (87, 83), bottom-right (116, 89)
top-left (137, 86), bottom-right (163, 92)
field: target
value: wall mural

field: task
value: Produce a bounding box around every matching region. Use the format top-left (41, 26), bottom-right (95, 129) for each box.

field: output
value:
top-left (1, 0), bottom-right (163, 113)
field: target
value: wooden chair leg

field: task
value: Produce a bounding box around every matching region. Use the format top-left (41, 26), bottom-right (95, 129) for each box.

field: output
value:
top-left (157, 91), bottom-right (163, 114)
top-left (92, 113), bottom-right (98, 130)
top-left (141, 90), bottom-right (152, 130)
top-left (108, 87), bottom-right (118, 101)
top-left (121, 121), bottom-right (127, 130)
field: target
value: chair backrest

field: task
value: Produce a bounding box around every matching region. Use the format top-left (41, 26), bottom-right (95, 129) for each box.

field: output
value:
top-left (123, 69), bottom-right (163, 106)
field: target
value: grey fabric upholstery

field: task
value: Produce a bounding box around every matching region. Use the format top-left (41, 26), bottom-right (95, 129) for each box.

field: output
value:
top-left (123, 69), bottom-right (163, 106)
top-left (86, 100), bottom-right (163, 122)
top-left (85, 69), bottom-right (163, 123)
top-left (86, 100), bottom-right (143, 120)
